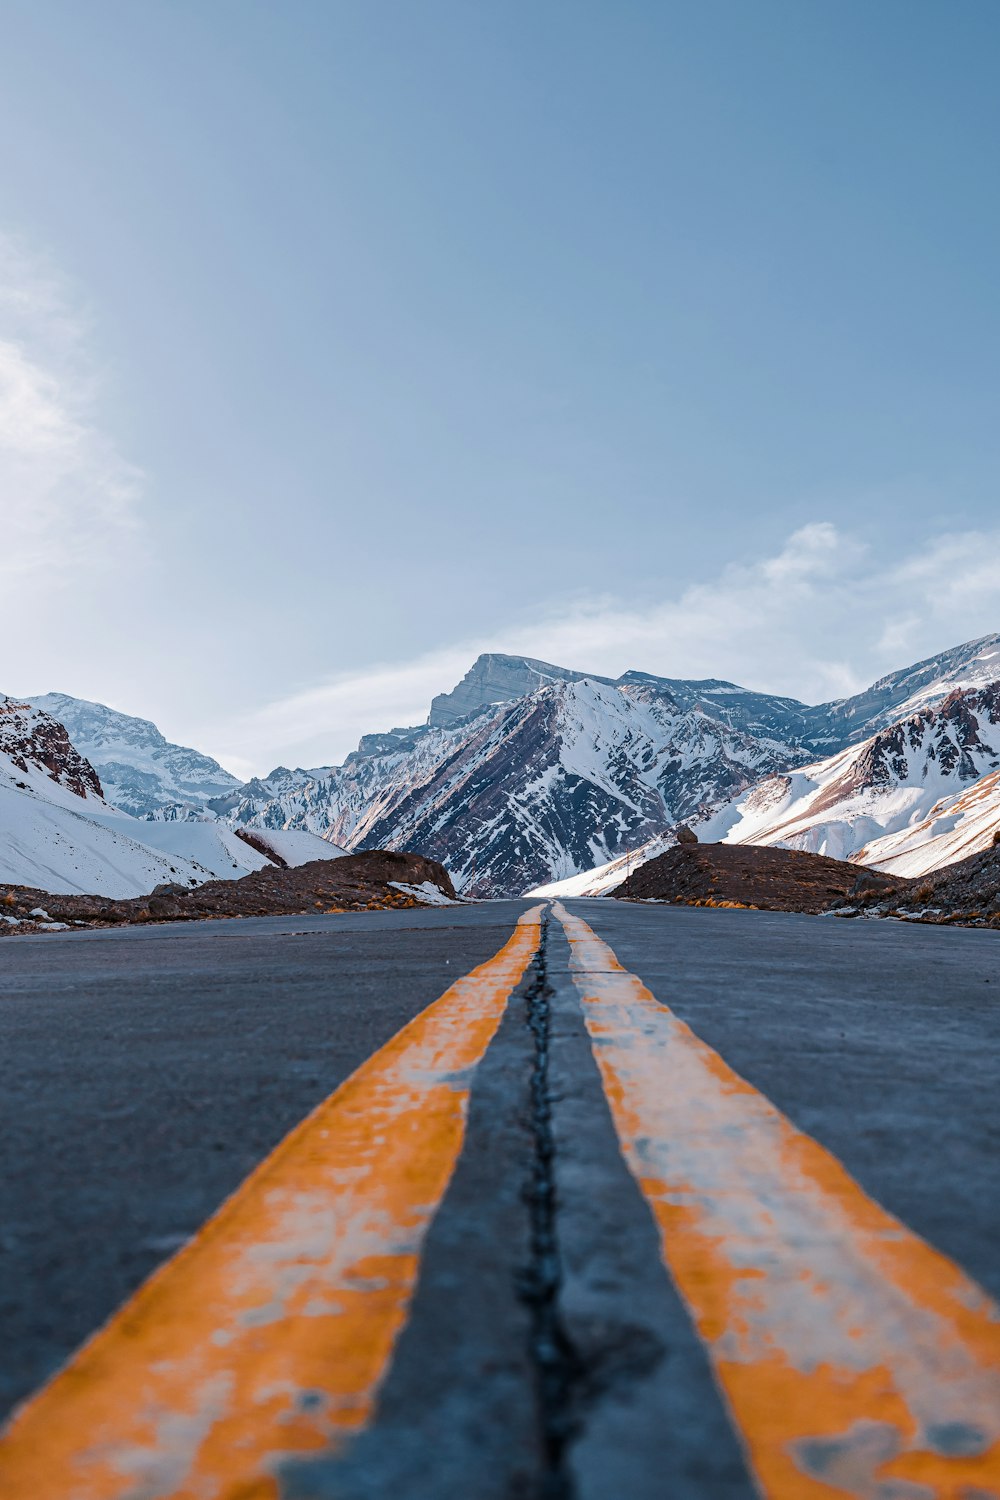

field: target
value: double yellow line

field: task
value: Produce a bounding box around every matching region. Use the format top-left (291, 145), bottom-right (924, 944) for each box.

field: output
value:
top-left (1, 902), bottom-right (998, 1498)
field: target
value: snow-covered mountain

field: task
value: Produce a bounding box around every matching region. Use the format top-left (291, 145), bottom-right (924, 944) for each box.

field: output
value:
top-left (697, 683), bottom-right (1000, 872)
top-left (431, 653), bottom-right (834, 749)
top-left (0, 698), bottom-right (104, 801)
top-left (531, 683), bottom-right (1000, 899)
top-left (0, 697), bottom-right (345, 897)
top-left (432, 635), bottom-right (1000, 751)
top-left (0, 698), bottom-right (222, 895)
top-left (222, 635), bottom-right (1000, 896)
top-left (229, 674), bottom-right (810, 896)
top-left (27, 692), bottom-right (242, 818)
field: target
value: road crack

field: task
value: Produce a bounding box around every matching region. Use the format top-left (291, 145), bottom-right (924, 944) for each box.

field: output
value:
top-left (520, 913), bottom-right (581, 1499)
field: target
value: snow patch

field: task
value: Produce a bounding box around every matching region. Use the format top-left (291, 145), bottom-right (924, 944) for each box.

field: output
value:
top-left (388, 881), bottom-right (457, 906)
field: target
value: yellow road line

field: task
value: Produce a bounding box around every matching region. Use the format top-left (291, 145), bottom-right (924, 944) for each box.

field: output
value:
top-left (553, 902), bottom-right (1000, 1499)
top-left (0, 906), bottom-right (543, 1500)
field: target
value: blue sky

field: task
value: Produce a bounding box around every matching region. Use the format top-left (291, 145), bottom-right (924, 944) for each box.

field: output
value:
top-left (2, 0), bottom-right (999, 773)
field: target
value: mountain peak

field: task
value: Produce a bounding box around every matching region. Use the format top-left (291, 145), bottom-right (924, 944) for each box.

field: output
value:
top-left (427, 653), bottom-right (615, 729)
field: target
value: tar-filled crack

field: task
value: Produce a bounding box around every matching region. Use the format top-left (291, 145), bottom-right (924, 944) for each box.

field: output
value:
top-left (520, 915), bottom-right (581, 1500)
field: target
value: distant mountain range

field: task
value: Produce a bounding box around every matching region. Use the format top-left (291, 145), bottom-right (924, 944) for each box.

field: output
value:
top-left (6, 630), bottom-right (1000, 899)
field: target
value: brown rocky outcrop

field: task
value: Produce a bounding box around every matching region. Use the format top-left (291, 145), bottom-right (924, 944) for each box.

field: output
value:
top-left (0, 699), bottom-right (103, 800)
top-left (616, 842), bottom-right (904, 914)
top-left (0, 850), bottom-right (457, 935)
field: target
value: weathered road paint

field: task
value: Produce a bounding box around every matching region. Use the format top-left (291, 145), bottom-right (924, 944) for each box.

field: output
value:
top-left (0, 906), bottom-right (543, 1500)
top-left (554, 902), bottom-right (1000, 1500)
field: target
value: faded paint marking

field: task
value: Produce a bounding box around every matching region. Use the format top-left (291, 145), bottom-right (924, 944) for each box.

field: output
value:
top-left (554, 902), bottom-right (1000, 1500)
top-left (0, 907), bottom-right (543, 1500)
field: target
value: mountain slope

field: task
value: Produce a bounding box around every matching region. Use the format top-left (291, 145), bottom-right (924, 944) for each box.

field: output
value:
top-left (28, 693), bottom-right (242, 817)
top-left (1, 698), bottom-right (105, 800)
top-left (0, 699), bottom-right (226, 896)
top-left (854, 768), bottom-right (1000, 878)
top-left (818, 631), bottom-right (1000, 746)
top-left (0, 697), bottom-right (297, 895)
top-left (698, 683), bottom-right (1000, 870)
top-left (428, 653), bottom-right (614, 728)
top-left (233, 677), bottom-right (807, 896)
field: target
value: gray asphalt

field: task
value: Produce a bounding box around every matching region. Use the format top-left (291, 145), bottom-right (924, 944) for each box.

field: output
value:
top-left (1, 900), bottom-right (998, 1497)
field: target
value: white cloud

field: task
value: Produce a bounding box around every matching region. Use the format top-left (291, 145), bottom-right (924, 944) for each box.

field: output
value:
top-left (0, 233), bottom-right (141, 591)
top-left (206, 520), bottom-right (1000, 774)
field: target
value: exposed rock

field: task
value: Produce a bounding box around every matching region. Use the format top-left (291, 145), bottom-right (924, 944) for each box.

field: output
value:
top-left (0, 851), bottom-right (457, 934)
top-left (234, 827), bottom-right (288, 868)
top-left (428, 653), bottom-right (612, 729)
top-left (886, 843), bottom-right (1000, 927)
top-left (616, 842), bottom-right (904, 914)
top-left (0, 699), bottom-right (103, 799)
top-left (26, 692), bottom-right (241, 818)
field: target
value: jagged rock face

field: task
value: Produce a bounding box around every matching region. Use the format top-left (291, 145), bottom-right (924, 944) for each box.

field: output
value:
top-left (855, 688), bottom-right (998, 788)
top-left (427, 653), bottom-right (612, 729)
top-left (821, 631), bottom-right (1000, 744)
top-left (222, 633), bottom-right (1000, 897)
top-left (707, 681), bottom-right (1000, 871)
top-left (0, 700), bottom-right (103, 800)
top-left (356, 679), bottom-right (810, 895)
top-left (28, 693), bottom-right (241, 818)
top-left (231, 678), bottom-right (809, 896)
top-left (428, 654), bottom-right (827, 747)
top-left (810, 683), bottom-right (1000, 816)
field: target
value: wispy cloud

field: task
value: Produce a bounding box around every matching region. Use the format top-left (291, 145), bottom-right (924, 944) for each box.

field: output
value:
top-left (0, 232), bottom-right (142, 589)
top-left (209, 520), bottom-right (1000, 774)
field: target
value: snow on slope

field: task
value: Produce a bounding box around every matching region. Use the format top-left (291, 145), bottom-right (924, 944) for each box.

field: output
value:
top-left (852, 768), bottom-right (1000, 878)
top-left (335, 677), bottom-right (804, 896)
top-left (236, 828), bottom-right (349, 867)
top-left (28, 692), bottom-right (241, 817)
top-left (0, 761), bottom-right (217, 896)
top-left (526, 830), bottom-right (689, 897)
top-left (697, 684), bottom-right (1000, 871)
top-left (0, 698), bottom-right (104, 799)
top-left (0, 698), bottom-right (260, 895)
top-left (819, 631), bottom-right (1000, 745)
top-left (82, 810), bottom-right (274, 881)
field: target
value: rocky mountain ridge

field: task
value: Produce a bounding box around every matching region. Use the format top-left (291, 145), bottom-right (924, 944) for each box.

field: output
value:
top-left (27, 692), bottom-right (242, 818)
top-left (695, 682), bottom-right (1000, 880)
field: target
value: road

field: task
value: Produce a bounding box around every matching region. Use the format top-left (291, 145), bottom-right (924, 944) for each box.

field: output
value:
top-left (0, 899), bottom-right (998, 1498)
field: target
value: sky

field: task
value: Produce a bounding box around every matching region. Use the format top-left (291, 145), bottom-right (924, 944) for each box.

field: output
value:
top-left (1, 0), bottom-right (999, 776)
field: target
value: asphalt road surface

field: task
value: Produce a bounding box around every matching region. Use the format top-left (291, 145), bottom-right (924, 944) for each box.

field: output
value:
top-left (0, 899), bottom-right (998, 1498)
